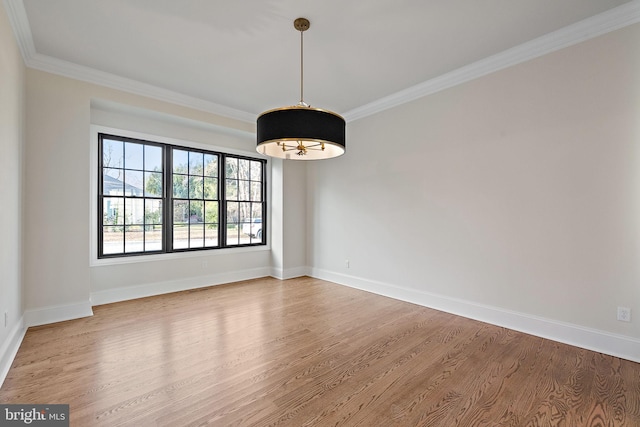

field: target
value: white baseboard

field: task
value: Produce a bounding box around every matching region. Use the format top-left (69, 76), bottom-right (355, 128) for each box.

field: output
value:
top-left (310, 268), bottom-right (640, 363)
top-left (3, 301), bottom-right (93, 387)
top-left (6, 268), bottom-right (636, 389)
top-left (270, 266), bottom-right (310, 280)
top-left (24, 300), bottom-right (94, 327)
top-left (2, 268), bottom-right (270, 387)
top-left (0, 316), bottom-right (27, 388)
top-left (91, 267), bottom-right (271, 306)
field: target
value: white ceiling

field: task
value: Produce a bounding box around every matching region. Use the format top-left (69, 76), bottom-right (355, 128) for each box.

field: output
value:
top-left (5, 0), bottom-right (639, 123)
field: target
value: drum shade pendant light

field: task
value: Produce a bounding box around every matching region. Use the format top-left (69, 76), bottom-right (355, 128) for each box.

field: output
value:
top-left (257, 18), bottom-right (346, 160)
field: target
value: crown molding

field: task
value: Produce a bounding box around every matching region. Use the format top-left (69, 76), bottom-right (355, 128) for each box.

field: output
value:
top-left (2, 0), bottom-right (255, 124)
top-left (343, 0), bottom-right (640, 121)
top-left (4, 0), bottom-right (640, 124)
top-left (2, 0), bottom-right (34, 58)
top-left (27, 52), bottom-right (256, 123)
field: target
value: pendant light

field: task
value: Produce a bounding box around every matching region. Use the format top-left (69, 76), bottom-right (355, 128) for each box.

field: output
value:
top-left (256, 18), bottom-right (346, 160)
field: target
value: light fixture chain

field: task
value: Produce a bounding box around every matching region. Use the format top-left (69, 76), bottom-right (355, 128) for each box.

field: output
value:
top-left (300, 29), bottom-right (304, 104)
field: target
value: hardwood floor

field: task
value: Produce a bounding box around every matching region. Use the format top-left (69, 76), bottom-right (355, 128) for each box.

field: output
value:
top-left (1, 276), bottom-right (639, 426)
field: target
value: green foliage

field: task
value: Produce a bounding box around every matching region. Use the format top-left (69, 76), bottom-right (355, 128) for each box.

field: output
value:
top-left (145, 208), bottom-right (161, 225)
top-left (145, 168), bottom-right (163, 197)
top-left (205, 202), bottom-right (218, 225)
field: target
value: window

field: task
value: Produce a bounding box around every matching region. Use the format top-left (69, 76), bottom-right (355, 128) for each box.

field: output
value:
top-left (98, 133), bottom-right (266, 258)
top-left (225, 157), bottom-right (265, 246)
top-left (171, 149), bottom-right (219, 250)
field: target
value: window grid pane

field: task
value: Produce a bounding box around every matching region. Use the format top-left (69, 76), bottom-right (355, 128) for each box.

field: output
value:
top-left (225, 156), bottom-right (265, 246)
top-left (100, 135), bottom-right (165, 257)
top-left (171, 149), bottom-right (221, 251)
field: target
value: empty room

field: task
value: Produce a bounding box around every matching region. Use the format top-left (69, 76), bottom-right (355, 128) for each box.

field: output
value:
top-left (1, 1), bottom-right (639, 425)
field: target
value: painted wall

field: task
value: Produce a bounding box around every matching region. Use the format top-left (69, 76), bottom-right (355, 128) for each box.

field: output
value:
top-left (268, 159), bottom-right (308, 280)
top-left (308, 23), bottom-right (640, 356)
top-left (7, 4), bottom-right (639, 365)
top-left (0, 0), bottom-right (25, 373)
top-left (283, 161), bottom-right (307, 276)
top-left (23, 70), bottom-right (276, 319)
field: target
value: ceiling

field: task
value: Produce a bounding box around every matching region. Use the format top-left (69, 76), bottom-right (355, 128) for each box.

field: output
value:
top-left (5, 0), bottom-right (639, 123)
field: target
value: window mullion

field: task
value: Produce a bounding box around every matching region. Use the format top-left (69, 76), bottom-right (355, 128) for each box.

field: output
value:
top-left (97, 137), bottom-right (104, 257)
top-left (165, 146), bottom-right (173, 253)
top-left (220, 153), bottom-right (227, 247)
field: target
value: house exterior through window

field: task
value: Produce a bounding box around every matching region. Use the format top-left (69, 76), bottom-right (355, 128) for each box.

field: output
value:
top-left (98, 133), bottom-right (266, 259)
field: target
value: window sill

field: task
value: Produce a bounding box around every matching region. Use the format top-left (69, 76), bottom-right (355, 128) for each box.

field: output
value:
top-left (90, 244), bottom-right (270, 267)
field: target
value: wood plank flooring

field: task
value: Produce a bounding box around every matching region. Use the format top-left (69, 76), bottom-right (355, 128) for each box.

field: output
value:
top-left (1, 276), bottom-right (639, 426)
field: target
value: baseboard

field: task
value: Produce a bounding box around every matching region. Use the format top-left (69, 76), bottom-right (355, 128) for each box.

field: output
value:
top-left (0, 316), bottom-right (27, 388)
top-left (91, 267), bottom-right (272, 306)
top-left (270, 266), bottom-right (310, 280)
top-left (310, 268), bottom-right (640, 363)
top-left (24, 301), bottom-right (94, 327)
top-left (3, 302), bottom-right (94, 387)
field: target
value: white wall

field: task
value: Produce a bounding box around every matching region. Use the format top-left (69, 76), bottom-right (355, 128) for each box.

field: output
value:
top-left (23, 69), bottom-right (275, 319)
top-left (23, 70), bottom-right (94, 323)
top-left (269, 159), bottom-right (308, 280)
top-left (309, 23), bottom-right (640, 360)
top-left (0, 1), bottom-right (25, 382)
top-left (283, 161), bottom-right (307, 276)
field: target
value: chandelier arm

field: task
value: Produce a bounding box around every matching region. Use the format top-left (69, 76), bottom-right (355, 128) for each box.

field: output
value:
top-left (280, 141), bottom-right (326, 151)
top-left (281, 145), bottom-right (301, 152)
top-left (299, 143), bottom-right (323, 149)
